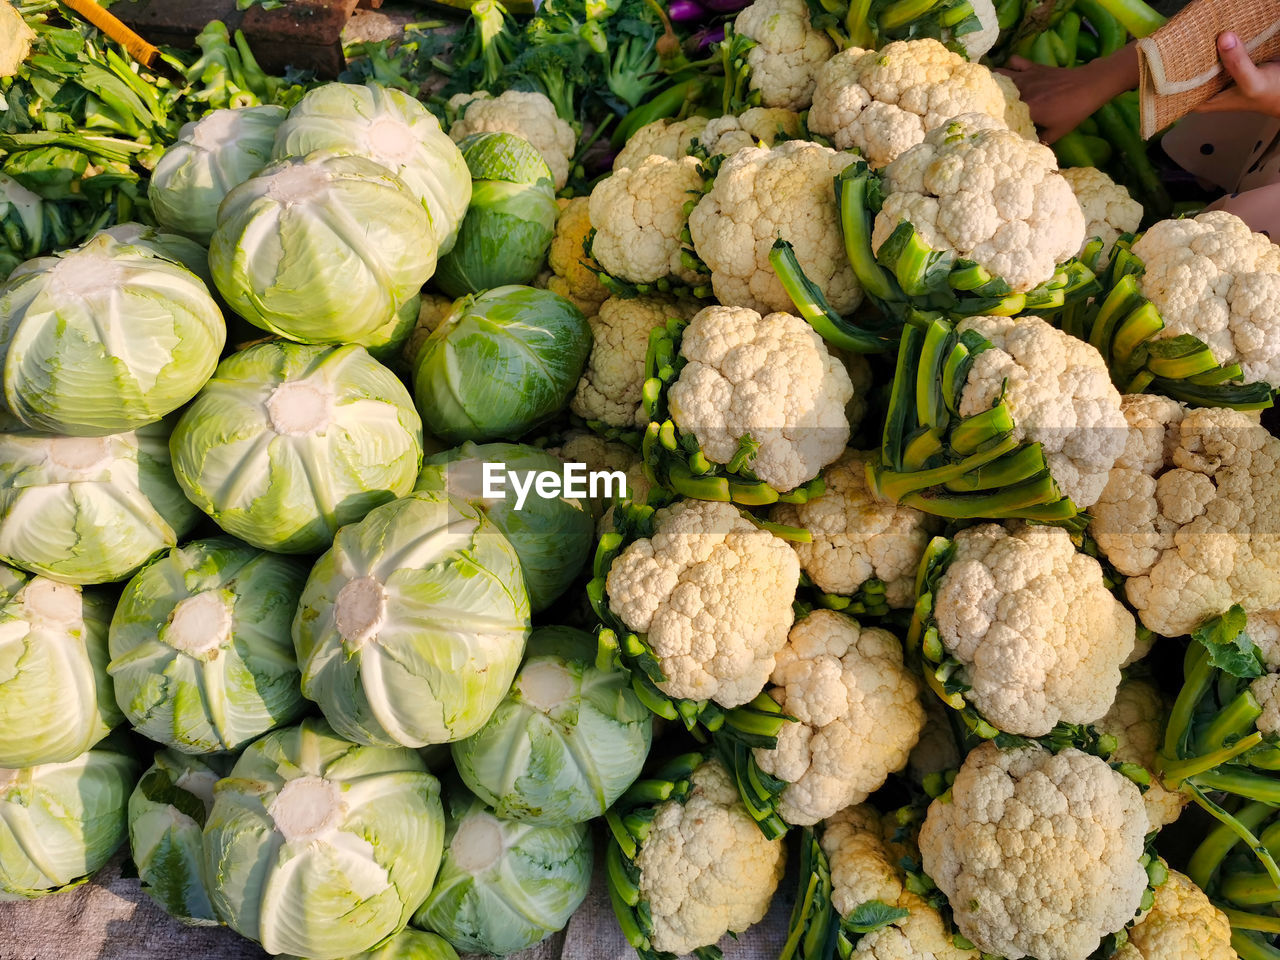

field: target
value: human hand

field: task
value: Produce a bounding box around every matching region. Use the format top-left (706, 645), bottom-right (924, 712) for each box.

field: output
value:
top-left (998, 46), bottom-right (1139, 143)
top-left (1197, 32), bottom-right (1280, 119)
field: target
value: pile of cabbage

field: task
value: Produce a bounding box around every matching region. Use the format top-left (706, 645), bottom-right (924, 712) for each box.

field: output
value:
top-left (0, 80), bottom-right (643, 960)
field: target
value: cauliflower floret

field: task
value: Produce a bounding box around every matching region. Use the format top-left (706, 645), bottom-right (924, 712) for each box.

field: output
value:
top-left (958, 0), bottom-right (1000, 60)
top-left (1090, 397), bottom-right (1280, 637)
top-left (571, 295), bottom-right (699, 429)
top-left (667, 305), bottom-right (854, 492)
top-left (934, 523), bottom-right (1136, 737)
top-left (873, 114), bottom-right (1086, 293)
top-left (992, 71), bottom-right (1036, 139)
top-left (548, 431), bottom-right (648, 524)
top-left (1112, 868), bottom-right (1235, 960)
top-left (613, 116), bottom-right (711, 171)
top-left (754, 610), bottom-right (925, 825)
top-left (1131, 210), bottom-right (1280, 384)
top-left (546, 197), bottom-right (609, 317)
top-left (635, 759), bottom-right (786, 956)
top-left (1096, 678), bottom-right (1188, 827)
top-left (734, 0), bottom-right (835, 110)
top-left (919, 742), bottom-right (1151, 960)
top-left (1061, 166), bottom-right (1143, 262)
top-left (448, 90), bottom-right (576, 190)
top-left (606, 499), bottom-right (800, 707)
top-left (1247, 609), bottom-right (1280, 670)
top-left (770, 450), bottom-right (939, 607)
top-left (689, 140), bottom-right (862, 314)
top-left (957, 314), bottom-right (1126, 508)
top-left (589, 155), bottom-right (703, 285)
top-left (401, 292), bottom-right (456, 371)
top-left (699, 108), bottom-right (803, 157)
top-left (809, 40), bottom-right (1034, 169)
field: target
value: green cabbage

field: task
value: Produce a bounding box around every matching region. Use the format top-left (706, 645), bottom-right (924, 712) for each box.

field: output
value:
top-left (412, 787), bottom-right (592, 954)
top-left (108, 537), bottom-right (309, 753)
top-left (293, 490), bottom-right (530, 748)
top-left (169, 342), bottom-right (423, 554)
top-left (415, 443), bottom-right (594, 611)
top-left (285, 930), bottom-right (460, 960)
top-left (98, 223), bottom-right (214, 289)
top-left (452, 627), bottom-right (652, 824)
top-left (412, 286), bottom-right (590, 445)
top-left (203, 717), bottom-right (445, 959)
top-left (434, 133), bottom-right (558, 297)
top-left (365, 293), bottom-right (422, 371)
top-left (0, 232), bottom-right (225, 436)
top-left (209, 152), bottom-right (435, 345)
top-left (0, 418), bottom-right (201, 585)
top-left (149, 105), bottom-right (287, 245)
top-left (271, 82), bottom-right (470, 255)
top-left (0, 564), bottom-right (120, 766)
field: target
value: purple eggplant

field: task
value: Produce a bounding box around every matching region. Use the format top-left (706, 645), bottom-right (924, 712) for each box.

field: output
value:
top-left (667, 0), bottom-right (709, 22)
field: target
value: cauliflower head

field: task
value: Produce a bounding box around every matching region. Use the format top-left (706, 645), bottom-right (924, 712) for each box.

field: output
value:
top-left (753, 610), bottom-right (925, 825)
top-left (448, 90), bottom-right (576, 190)
top-left (957, 314), bottom-right (1126, 508)
top-left (549, 431), bottom-right (648, 525)
top-left (667, 304), bottom-right (855, 492)
top-left (1112, 868), bottom-right (1234, 960)
top-left (770, 450), bottom-right (939, 607)
top-left (547, 197), bottom-right (609, 316)
top-left (958, 0), bottom-right (1000, 60)
top-left (1090, 396), bottom-right (1280, 637)
top-left (689, 140), bottom-right (862, 314)
top-left (613, 116), bottom-right (711, 171)
top-left (635, 758), bottom-right (786, 956)
top-left (1096, 678), bottom-right (1187, 828)
top-left (873, 114), bottom-right (1086, 293)
top-left (1131, 210), bottom-right (1280, 385)
top-left (934, 523), bottom-right (1136, 737)
top-left (589, 155), bottom-right (703, 285)
top-left (571, 295), bottom-right (699, 429)
top-left (734, 0), bottom-right (836, 110)
top-left (1060, 166), bottom-right (1143, 261)
top-left (699, 107), bottom-right (803, 158)
top-left (605, 499), bottom-right (800, 707)
top-left (809, 40), bottom-right (1034, 169)
top-left (919, 742), bottom-right (1151, 960)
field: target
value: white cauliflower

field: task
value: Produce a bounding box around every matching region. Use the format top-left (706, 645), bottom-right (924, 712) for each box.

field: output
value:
top-left (689, 140), bottom-right (862, 314)
top-left (448, 90), bottom-right (576, 190)
top-left (605, 499), bottom-right (800, 707)
top-left (1254, 673), bottom-right (1280, 735)
top-left (548, 431), bottom-right (648, 524)
top-left (589, 155), bottom-right (703, 285)
top-left (546, 197), bottom-right (609, 317)
top-left (571, 295), bottom-right (699, 429)
top-left (667, 305), bottom-right (855, 493)
top-left (958, 0), bottom-right (1000, 60)
top-left (734, 0), bottom-right (836, 110)
top-left (770, 450), bottom-right (939, 607)
top-left (934, 523), bottom-right (1136, 737)
top-left (1061, 166), bottom-right (1143, 262)
top-left (1131, 210), bottom-right (1280, 384)
top-left (753, 610), bottom-right (925, 825)
top-left (699, 108), bottom-right (803, 157)
top-left (635, 759), bottom-right (786, 956)
top-left (613, 116), bottom-right (711, 172)
top-left (1112, 868), bottom-right (1235, 960)
top-left (873, 113), bottom-right (1086, 294)
top-left (1090, 395), bottom-right (1280, 638)
top-left (1096, 678), bottom-right (1188, 828)
top-left (919, 742), bottom-right (1152, 960)
top-left (809, 40), bottom-right (1035, 170)
top-left (957, 314), bottom-right (1126, 509)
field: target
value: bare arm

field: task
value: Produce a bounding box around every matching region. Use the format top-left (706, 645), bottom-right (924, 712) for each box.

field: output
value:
top-left (998, 43), bottom-right (1140, 143)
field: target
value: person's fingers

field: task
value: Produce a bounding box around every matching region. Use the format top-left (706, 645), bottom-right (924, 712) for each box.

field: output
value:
top-left (1218, 32), bottom-right (1267, 96)
top-left (1005, 55), bottom-right (1035, 72)
top-left (1039, 121), bottom-right (1074, 144)
top-left (1197, 85), bottom-right (1252, 113)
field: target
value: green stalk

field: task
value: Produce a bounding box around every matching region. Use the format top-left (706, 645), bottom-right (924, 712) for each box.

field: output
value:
top-left (901, 472), bottom-right (1069, 519)
top-left (877, 0), bottom-right (946, 32)
top-left (942, 444), bottom-right (1050, 492)
top-left (1093, 0), bottom-right (1166, 38)
top-left (917, 319), bottom-right (954, 431)
top-left (768, 240), bottom-right (895, 352)
top-left (1187, 785), bottom-right (1280, 888)
top-left (1194, 767), bottom-right (1280, 805)
top-left (950, 405), bottom-right (1015, 456)
top-left (1162, 642), bottom-right (1213, 760)
top-left (1153, 377), bottom-right (1275, 411)
top-left (1110, 302), bottom-right (1164, 368)
top-left (1234, 932), bottom-right (1280, 960)
top-left (837, 165), bottom-right (899, 306)
top-left (1188, 801), bottom-right (1274, 889)
top-left (872, 435), bottom-right (1019, 502)
top-left (1220, 871), bottom-right (1280, 907)
top-left (844, 0), bottom-right (876, 49)
top-left (1222, 908), bottom-right (1280, 935)
top-left (1088, 275), bottom-right (1144, 359)
top-left (1197, 690), bottom-right (1263, 756)
top-left (1161, 732), bottom-right (1263, 786)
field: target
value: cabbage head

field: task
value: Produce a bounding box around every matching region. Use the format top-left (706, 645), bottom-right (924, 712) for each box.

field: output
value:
top-left (411, 787), bottom-right (592, 955)
top-left (109, 537), bottom-right (309, 753)
top-left (284, 930), bottom-right (460, 960)
top-left (412, 286), bottom-right (590, 445)
top-left (0, 232), bottom-right (225, 436)
top-left (0, 733), bottom-right (140, 900)
top-left (209, 152), bottom-right (434, 345)
top-left (203, 717), bottom-right (445, 959)
top-left (452, 627), bottom-right (651, 824)
top-left (434, 133), bottom-right (557, 297)
top-left (0, 564), bottom-right (121, 767)
top-left (98, 223), bottom-right (214, 288)
top-left (149, 105), bottom-right (286, 244)
top-left (366, 292), bottom-right (421, 371)
top-left (0, 418), bottom-right (201, 584)
top-left (271, 82), bottom-right (470, 255)
top-left (128, 750), bottom-right (232, 925)
top-left (415, 443), bottom-right (594, 611)
top-left (169, 342), bottom-right (423, 554)
top-left (293, 490), bottom-right (530, 748)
